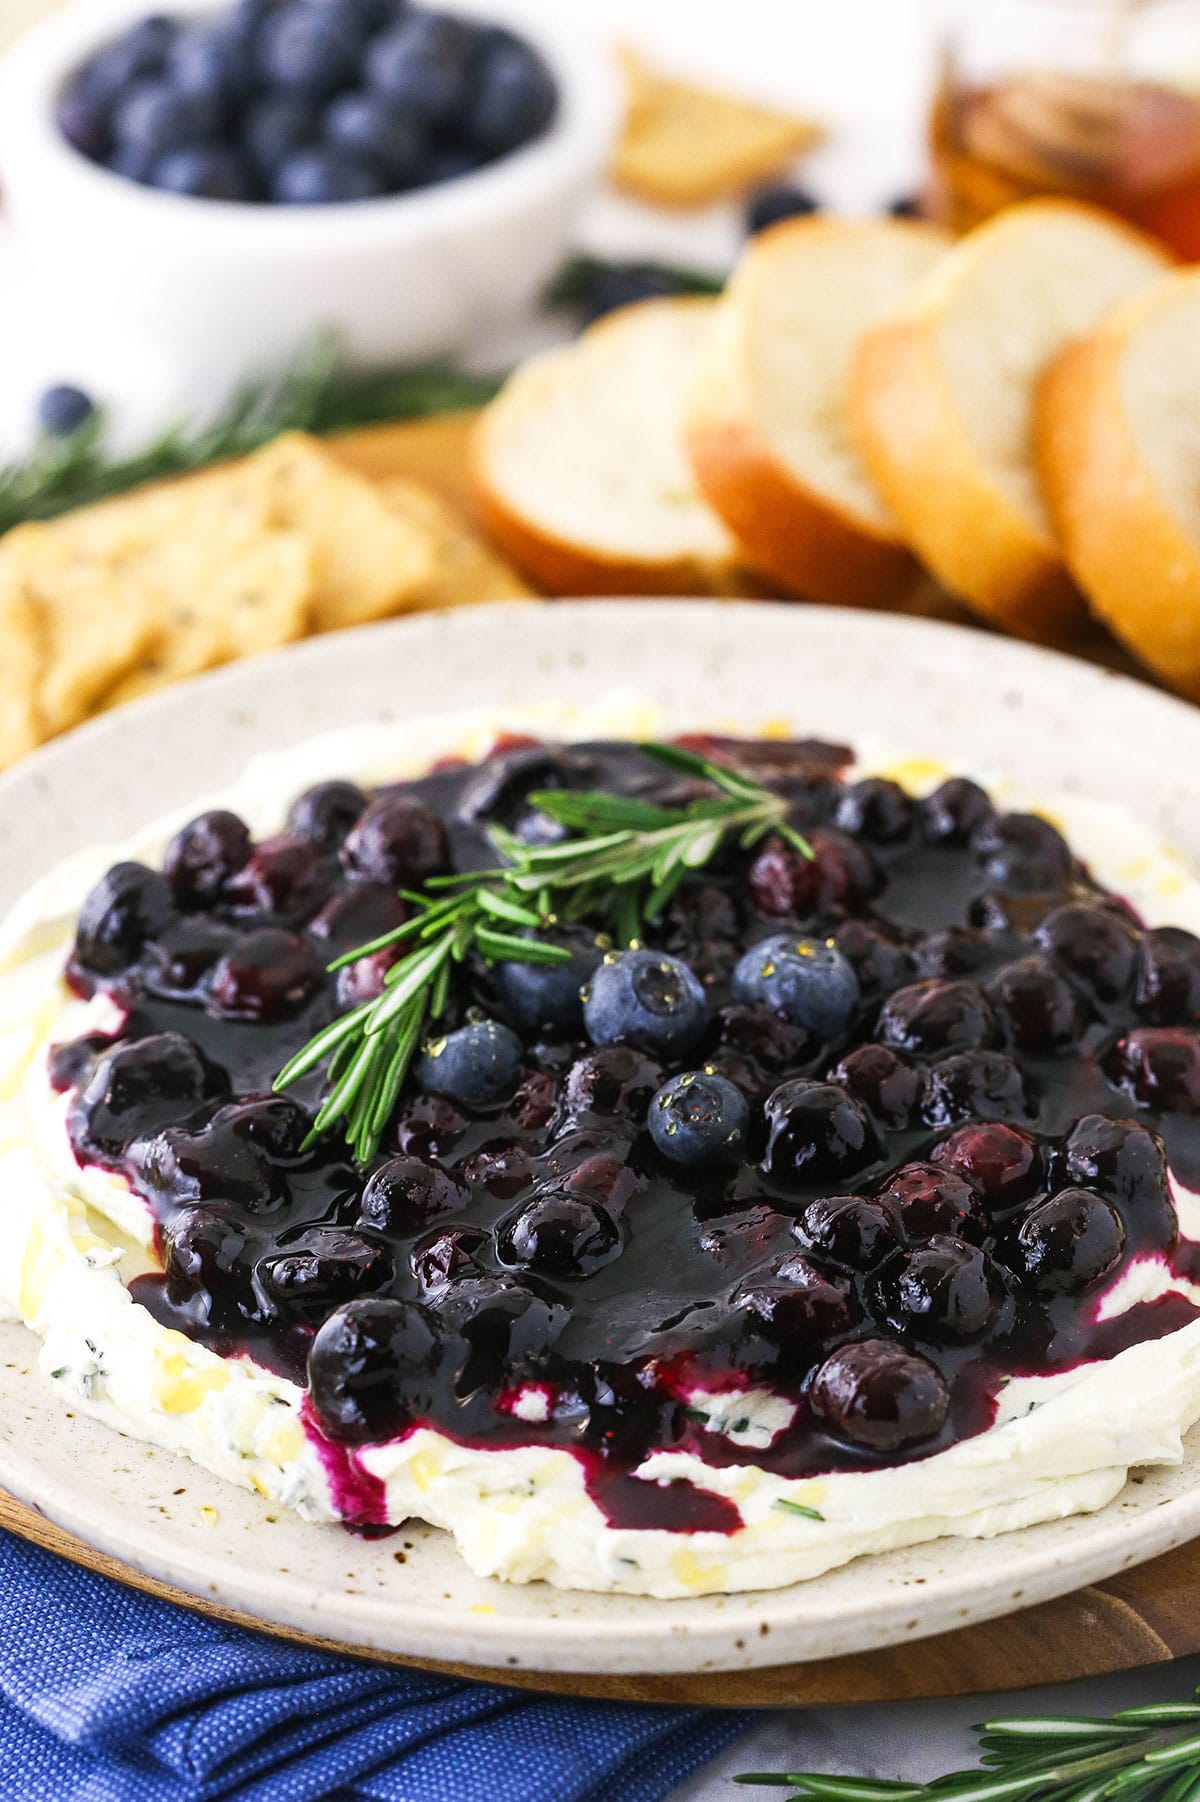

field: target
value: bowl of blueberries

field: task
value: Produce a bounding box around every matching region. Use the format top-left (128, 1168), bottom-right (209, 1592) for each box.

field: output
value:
top-left (0, 0), bottom-right (618, 372)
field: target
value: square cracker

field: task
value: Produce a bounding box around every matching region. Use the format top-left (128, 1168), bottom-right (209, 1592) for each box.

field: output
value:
top-left (0, 523), bottom-right (163, 735)
top-left (613, 48), bottom-right (824, 208)
top-left (0, 574), bottom-right (44, 770)
top-left (373, 476), bottom-right (538, 608)
top-left (100, 530), bottom-right (314, 708)
top-left (239, 433), bottom-right (438, 632)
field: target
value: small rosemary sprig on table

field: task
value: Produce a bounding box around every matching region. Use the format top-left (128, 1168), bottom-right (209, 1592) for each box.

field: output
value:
top-left (274, 741), bottom-right (811, 1163)
top-left (738, 1692), bottom-right (1200, 1802)
top-left (0, 332), bottom-right (501, 535)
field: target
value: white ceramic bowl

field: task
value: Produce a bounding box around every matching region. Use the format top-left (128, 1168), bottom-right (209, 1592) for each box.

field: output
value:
top-left (0, 0), bottom-right (618, 383)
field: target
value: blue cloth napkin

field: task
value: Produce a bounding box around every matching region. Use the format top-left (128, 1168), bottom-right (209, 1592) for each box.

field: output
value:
top-left (0, 1532), bottom-right (749, 1801)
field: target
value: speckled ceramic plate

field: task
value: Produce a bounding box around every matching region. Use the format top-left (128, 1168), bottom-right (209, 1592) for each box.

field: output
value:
top-left (3, 599), bottom-right (1200, 1678)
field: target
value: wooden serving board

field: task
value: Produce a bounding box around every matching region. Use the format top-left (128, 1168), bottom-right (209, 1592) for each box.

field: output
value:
top-left (3, 412), bottom-right (1190, 1708)
top-left (2, 1481), bottom-right (1199, 1706)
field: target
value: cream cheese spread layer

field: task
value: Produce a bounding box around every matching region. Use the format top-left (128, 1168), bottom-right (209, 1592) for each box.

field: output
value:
top-left (2, 694), bottom-right (1200, 1599)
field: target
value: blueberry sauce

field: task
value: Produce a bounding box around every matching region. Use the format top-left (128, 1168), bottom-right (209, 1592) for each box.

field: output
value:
top-left (54, 736), bottom-right (1200, 1533)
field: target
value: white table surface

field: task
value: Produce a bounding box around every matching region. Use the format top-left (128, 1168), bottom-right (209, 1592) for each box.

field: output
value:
top-left (2, 4), bottom-right (1197, 1791)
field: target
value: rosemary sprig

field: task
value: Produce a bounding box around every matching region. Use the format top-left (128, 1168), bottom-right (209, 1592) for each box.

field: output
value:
top-left (737, 1692), bottom-right (1200, 1802)
top-left (275, 741), bottom-right (811, 1163)
top-left (0, 332), bottom-right (501, 535)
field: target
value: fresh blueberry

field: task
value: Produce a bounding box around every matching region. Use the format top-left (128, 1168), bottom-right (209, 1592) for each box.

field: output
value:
top-left (164, 810), bottom-right (252, 906)
top-left (307, 1297), bottom-right (446, 1441)
top-left (55, 76), bottom-right (111, 161)
top-left (1014, 1188), bottom-right (1126, 1293)
top-left (73, 861), bottom-right (173, 978)
top-left (241, 92), bottom-right (321, 177)
top-left (495, 1183), bottom-right (623, 1279)
top-left (81, 15), bottom-right (178, 110)
top-left (166, 18), bottom-right (249, 104)
top-left (583, 949), bottom-right (708, 1060)
top-left (111, 78), bottom-right (222, 157)
top-left (286, 780), bottom-right (368, 851)
top-left (746, 183), bottom-right (820, 234)
top-left (416, 144), bottom-right (481, 185)
top-left (733, 932), bottom-right (860, 1038)
top-left (364, 12), bottom-right (477, 128)
top-left (270, 146), bottom-right (386, 202)
top-left (37, 383), bottom-right (96, 437)
top-left (462, 34), bottom-right (556, 156)
top-left (417, 1019), bottom-right (523, 1107)
top-left (257, 0), bottom-right (364, 94)
top-left (809, 1339), bottom-right (949, 1451)
top-left (761, 1079), bottom-right (881, 1189)
top-left (151, 145), bottom-right (251, 200)
top-left (494, 930), bottom-right (602, 1036)
top-left (323, 89), bottom-right (426, 184)
top-left (887, 194), bottom-right (922, 218)
top-left (648, 1070), bottom-right (749, 1167)
top-left (107, 144), bottom-right (158, 183)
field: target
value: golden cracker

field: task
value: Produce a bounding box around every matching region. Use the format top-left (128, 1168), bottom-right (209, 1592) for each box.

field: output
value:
top-left (240, 433), bottom-right (437, 632)
top-left (613, 48), bottom-right (824, 208)
top-left (1, 524), bottom-right (163, 735)
top-left (0, 574), bottom-right (44, 769)
top-left (101, 531), bottom-right (314, 708)
top-left (373, 476), bottom-right (538, 608)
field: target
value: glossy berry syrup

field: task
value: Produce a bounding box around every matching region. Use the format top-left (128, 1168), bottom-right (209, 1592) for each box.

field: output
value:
top-left (53, 737), bottom-right (1200, 1532)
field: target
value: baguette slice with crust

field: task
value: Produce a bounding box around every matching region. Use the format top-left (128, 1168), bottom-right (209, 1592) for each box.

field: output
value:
top-left (1037, 268), bottom-right (1200, 698)
top-left (685, 216), bottom-right (952, 605)
top-left (472, 299), bottom-right (744, 597)
top-left (849, 199), bottom-right (1172, 643)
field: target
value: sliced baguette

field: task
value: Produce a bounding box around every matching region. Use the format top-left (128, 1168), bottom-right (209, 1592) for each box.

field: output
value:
top-left (472, 298), bottom-right (744, 597)
top-left (685, 215), bottom-right (952, 606)
top-left (1037, 268), bottom-right (1200, 698)
top-left (849, 199), bottom-right (1172, 643)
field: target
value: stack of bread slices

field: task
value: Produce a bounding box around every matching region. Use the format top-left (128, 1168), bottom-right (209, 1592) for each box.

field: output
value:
top-left (472, 198), bottom-right (1200, 699)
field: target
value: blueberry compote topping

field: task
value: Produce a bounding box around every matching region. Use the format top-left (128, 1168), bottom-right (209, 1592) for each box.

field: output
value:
top-left (55, 739), bottom-right (1200, 1532)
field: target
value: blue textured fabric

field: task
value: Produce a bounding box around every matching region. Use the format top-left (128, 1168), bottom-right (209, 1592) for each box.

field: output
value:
top-left (0, 1533), bottom-right (749, 1800)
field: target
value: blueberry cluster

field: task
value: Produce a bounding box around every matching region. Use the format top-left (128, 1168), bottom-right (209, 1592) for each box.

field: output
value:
top-left (57, 735), bottom-right (1200, 1528)
top-left (56, 1), bottom-right (557, 204)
